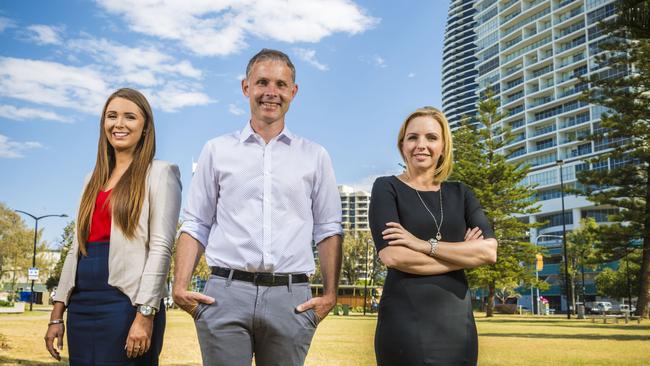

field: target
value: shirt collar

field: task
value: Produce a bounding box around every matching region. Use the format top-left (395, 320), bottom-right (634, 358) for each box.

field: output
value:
top-left (239, 121), bottom-right (293, 145)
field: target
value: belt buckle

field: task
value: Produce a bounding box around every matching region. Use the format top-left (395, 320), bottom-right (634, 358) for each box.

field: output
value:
top-left (253, 273), bottom-right (272, 286)
top-left (256, 273), bottom-right (284, 286)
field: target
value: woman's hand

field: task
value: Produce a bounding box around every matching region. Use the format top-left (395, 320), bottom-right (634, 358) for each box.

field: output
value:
top-left (125, 313), bottom-right (153, 358)
top-left (383, 222), bottom-right (429, 254)
top-left (45, 302), bottom-right (66, 360)
top-left (464, 227), bottom-right (484, 241)
top-left (44, 323), bottom-right (65, 360)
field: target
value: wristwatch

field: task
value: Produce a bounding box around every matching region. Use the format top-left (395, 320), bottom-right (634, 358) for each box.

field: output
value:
top-left (137, 305), bottom-right (157, 317)
top-left (428, 238), bottom-right (439, 257)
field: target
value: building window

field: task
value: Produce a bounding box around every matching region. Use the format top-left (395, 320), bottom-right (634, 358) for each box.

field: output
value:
top-left (581, 208), bottom-right (618, 222)
top-left (587, 3), bottom-right (616, 25)
top-left (538, 212), bottom-right (574, 229)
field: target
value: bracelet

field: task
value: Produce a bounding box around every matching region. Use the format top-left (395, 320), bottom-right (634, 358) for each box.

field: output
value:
top-left (48, 319), bottom-right (64, 326)
top-left (428, 238), bottom-right (439, 257)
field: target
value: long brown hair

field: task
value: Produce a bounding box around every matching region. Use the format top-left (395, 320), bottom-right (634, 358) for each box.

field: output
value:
top-left (76, 88), bottom-right (156, 255)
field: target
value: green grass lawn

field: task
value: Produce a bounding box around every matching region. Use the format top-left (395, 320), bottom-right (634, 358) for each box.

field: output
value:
top-left (1, 309), bottom-right (649, 365)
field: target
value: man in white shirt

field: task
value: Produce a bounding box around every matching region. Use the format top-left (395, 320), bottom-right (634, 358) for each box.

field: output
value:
top-left (172, 48), bottom-right (343, 366)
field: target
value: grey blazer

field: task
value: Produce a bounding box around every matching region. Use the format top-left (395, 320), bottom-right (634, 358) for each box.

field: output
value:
top-left (53, 160), bottom-right (182, 310)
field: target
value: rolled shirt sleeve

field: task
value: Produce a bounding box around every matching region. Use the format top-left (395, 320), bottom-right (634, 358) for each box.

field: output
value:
top-left (179, 140), bottom-right (219, 247)
top-left (312, 147), bottom-right (343, 245)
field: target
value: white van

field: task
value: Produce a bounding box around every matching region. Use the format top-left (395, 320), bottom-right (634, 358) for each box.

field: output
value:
top-left (589, 301), bottom-right (612, 314)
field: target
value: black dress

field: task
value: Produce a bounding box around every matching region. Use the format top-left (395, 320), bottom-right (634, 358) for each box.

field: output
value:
top-left (369, 176), bottom-right (494, 366)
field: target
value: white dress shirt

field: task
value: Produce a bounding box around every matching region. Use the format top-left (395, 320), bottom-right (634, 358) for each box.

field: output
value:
top-left (180, 122), bottom-right (343, 274)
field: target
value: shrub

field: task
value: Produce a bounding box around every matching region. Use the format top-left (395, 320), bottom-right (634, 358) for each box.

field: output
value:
top-left (0, 300), bottom-right (14, 307)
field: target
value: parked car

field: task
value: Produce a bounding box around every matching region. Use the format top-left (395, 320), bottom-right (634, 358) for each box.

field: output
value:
top-left (587, 301), bottom-right (612, 314)
top-left (615, 304), bottom-right (636, 314)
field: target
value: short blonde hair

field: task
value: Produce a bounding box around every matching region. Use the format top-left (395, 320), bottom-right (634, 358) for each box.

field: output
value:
top-left (397, 106), bottom-right (453, 184)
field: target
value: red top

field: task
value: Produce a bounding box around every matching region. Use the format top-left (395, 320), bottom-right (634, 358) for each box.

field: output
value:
top-left (87, 190), bottom-right (112, 242)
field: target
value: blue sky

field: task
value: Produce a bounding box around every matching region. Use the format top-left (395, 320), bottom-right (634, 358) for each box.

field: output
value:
top-left (0, 0), bottom-right (449, 245)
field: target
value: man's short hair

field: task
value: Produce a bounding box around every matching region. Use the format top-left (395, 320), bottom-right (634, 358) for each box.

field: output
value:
top-left (246, 48), bottom-right (296, 82)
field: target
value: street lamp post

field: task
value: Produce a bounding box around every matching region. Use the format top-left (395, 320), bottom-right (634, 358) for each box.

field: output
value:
top-left (557, 159), bottom-right (573, 319)
top-left (535, 234), bottom-right (563, 315)
top-left (15, 210), bottom-right (67, 311)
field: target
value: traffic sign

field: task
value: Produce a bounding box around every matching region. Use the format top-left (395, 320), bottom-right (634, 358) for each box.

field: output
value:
top-left (28, 267), bottom-right (39, 281)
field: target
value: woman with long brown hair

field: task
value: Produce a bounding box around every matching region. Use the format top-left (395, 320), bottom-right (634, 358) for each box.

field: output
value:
top-left (44, 88), bottom-right (181, 365)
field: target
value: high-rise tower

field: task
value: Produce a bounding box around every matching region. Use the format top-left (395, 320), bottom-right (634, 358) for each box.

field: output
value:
top-left (443, 0), bottom-right (479, 128)
top-left (443, 0), bottom-right (621, 312)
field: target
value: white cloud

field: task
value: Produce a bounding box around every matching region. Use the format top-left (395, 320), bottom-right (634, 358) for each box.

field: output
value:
top-left (0, 35), bottom-right (214, 115)
top-left (0, 105), bottom-right (68, 123)
top-left (145, 85), bottom-right (215, 113)
top-left (360, 54), bottom-right (387, 68)
top-left (95, 0), bottom-right (378, 56)
top-left (228, 103), bottom-right (245, 116)
top-left (374, 55), bottom-right (387, 68)
top-left (0, 16), bottom-right (16, 33)
top-left (67, 38), bottom-right (203, 86)
top-left (0, 134), bottom-right (44, 158)
top-left (0, 57), bottom-right (109, 114)
top-left (293, 48), bottom-right (328, 71)
top-left (236, 73), bottom-right (246, 81)
top-left (408, 72), bottom-right (415, 78)
top-left (66, 37), bottom-right (212, 111)
top-left (26, 24), bottom-right (63, 45)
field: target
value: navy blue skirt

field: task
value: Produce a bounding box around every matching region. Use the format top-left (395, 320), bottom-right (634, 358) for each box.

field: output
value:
top-left (67, 242), bottom-right (165, 366)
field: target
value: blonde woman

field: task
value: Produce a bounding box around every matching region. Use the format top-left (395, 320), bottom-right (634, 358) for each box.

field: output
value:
top-left (369, 107), bottom-right (497, 365)
top-left (44, 88), bottom-right (181, 365)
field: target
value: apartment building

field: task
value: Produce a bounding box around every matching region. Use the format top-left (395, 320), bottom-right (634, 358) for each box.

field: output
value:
top-left (445, 0), bottom-right (620, 312)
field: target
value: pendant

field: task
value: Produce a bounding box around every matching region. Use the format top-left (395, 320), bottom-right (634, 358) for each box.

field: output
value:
top-left (436, 232), bottom-right (442, 240)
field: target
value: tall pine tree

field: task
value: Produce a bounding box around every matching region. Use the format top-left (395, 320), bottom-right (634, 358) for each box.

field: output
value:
top-left (452, 96), bottom-right (540, 317)
top-left (577, 3), bottom-right (650, 317)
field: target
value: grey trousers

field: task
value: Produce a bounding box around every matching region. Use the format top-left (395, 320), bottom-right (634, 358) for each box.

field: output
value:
top-left (193, 275), bottom-right (319, 366)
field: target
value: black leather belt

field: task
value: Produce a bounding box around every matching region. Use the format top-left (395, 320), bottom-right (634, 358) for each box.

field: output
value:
top-left (211, 266), bottom-right (309, 286)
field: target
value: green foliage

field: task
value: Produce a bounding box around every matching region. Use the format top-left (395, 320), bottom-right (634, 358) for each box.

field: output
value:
top-left (577, 12), bottom-right (650, 316)
top-left (562, 218), bottom-right (601, 282)
top-left (452, 96), bottom-right (541, 316)
top-left (556, 218), bottom-right (602, 307)
top-left (340, 230), bottom-right (376, 285)
top-left (168, 222), bottom-right (211, 292)
top-left (0, 202), bottom-right (39, 294)
top-left (611, 0), bottom-right (650, 40)
top-left (0, 300), bottom-right (13, 307)
top-left (47, 220), bottom-right (75, 290)
top-left (595, 250), bottom-right (641, 299)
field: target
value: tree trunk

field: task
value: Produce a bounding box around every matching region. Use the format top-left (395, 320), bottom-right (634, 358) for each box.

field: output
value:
top-left (486, 281), bottom-right (496, 317)
top-left (570, 275), bottom-right (577, 315)
top-left (638, 163), bottom-right (650, 318)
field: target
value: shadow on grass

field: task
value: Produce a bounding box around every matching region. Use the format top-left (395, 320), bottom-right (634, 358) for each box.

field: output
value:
top-left (476, 318), bottom-right (650, 331)
top-left (480, 332), bottom-right (650, 341)
top-left (326, 316), bottom-right (378, 322)
top-left (0, 355), bottom-right (204, 366)
top-left (0, 355), bottom-right (68, 365)
top-left (477, 318), bottom-right (581, 324)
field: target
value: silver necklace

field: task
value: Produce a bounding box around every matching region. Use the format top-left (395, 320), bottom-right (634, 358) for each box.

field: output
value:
top-left (415, 186), bottom-right (444, 240)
